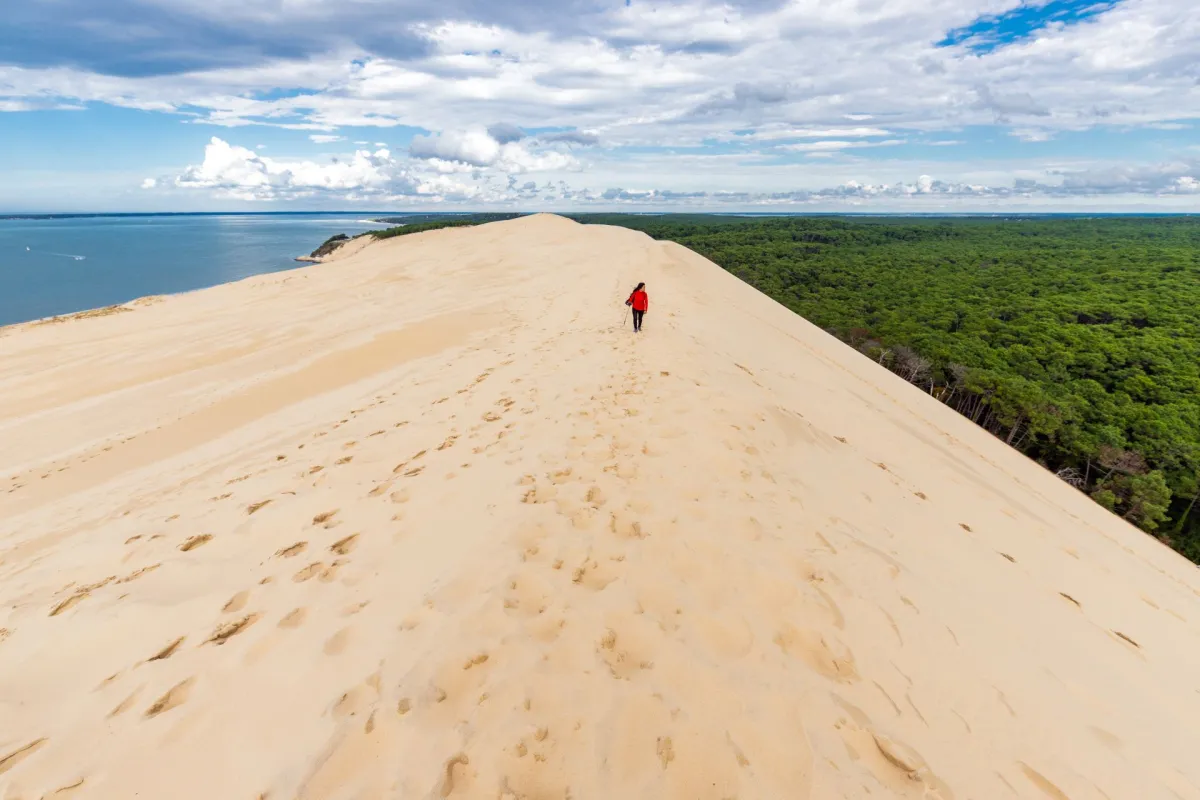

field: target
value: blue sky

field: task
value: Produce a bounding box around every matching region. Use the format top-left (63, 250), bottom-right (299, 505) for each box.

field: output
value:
top-left (938, 0), bottom-right (1124, 52)
top-left (0, 0), bottom-right (1197, 211)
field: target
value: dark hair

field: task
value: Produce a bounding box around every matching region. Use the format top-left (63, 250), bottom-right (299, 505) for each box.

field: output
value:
top-left (633, 282), bottom-right (645, 292)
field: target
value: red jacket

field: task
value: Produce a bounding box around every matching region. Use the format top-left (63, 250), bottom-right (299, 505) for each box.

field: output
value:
top-left (628, 290), bottom-right (649, 312)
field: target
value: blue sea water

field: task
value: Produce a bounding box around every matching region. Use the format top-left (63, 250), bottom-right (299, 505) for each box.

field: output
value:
top-left (0, 214), bottom-right (390, 327)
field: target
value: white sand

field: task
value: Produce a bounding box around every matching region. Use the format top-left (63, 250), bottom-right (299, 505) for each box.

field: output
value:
top-left (2, 214), bottom-right (1199, 799)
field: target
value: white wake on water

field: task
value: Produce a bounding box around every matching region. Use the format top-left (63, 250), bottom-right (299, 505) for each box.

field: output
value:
top-left (25, 247), bottom-right (85, 261)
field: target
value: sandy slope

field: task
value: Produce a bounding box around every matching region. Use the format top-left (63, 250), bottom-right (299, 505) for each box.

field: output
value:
top-left (2, 214), bottom-right (1199, 799)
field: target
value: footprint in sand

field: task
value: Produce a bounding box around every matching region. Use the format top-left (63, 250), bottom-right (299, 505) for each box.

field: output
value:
top-left (367, 481), bottom-right (392, 497)
top-left (312, 510), bottom-right (339, 527)
top-left (1111, 630), bottom-right (1141, 650)
top-left (147, 636), bottom-right (186, 662)
top-left (1018, 762), bottom-right (1071, 800)
top-left (832, 698), bottom-right (953, 799)
top-left (49, 577), bottom-right (115, 617)
top-left (108, 688), bottom-right (142, 718)
top-left (116, 564), bottom-right (160, 585)
top-left (330, 534), bottom-right (359, 555)
top-left (0, 738), bottom-right (49, 775)
top-left (178, 534), bottom-right (212, 552)
top-left (144, 678), bottom-right (195, 718)
top-left (320, 560), bottom-right (348, 583)
top-left (279, 608), bottom-right (307, 629)
top-left (205, 614), bottom-right (261, 645)
top-left (324, 626), bottom-right (353, 655)
top-left (293, 562), bottom-right (324, 582)
top-left (223, 590), bottom-right (251, 613)
top-left (773, 623), bottom-right (859, 683)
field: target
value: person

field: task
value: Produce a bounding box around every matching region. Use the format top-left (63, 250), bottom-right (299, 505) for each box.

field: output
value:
top-left (626, 282), bottom-right (648, 332)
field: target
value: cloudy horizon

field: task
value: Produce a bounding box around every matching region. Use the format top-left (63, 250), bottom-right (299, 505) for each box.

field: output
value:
top-left (1, 0), bottom-right (1198, 212)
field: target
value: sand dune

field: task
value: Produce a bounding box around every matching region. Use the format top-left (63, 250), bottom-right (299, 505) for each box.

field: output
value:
top-left (2, 214), bottom-right (1199, 799)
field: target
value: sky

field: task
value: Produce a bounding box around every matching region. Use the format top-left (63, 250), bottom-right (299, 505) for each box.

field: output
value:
top-left (0, 0), bottom-right (1198, 212)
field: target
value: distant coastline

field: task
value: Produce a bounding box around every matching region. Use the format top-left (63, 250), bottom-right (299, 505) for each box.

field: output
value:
top-left (293, 213), bottom-right (525, 262)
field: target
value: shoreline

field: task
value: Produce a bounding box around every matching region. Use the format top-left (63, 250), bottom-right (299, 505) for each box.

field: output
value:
top-left (3, 232), bottom-right (375, 333)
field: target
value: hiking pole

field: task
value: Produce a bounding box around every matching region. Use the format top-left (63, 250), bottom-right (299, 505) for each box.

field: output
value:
top-left (622, 305), bottom-right (629, 328)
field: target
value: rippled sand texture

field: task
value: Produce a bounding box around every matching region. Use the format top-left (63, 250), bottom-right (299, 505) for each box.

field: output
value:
top-left (2, 214), bottom-right (1199, 799)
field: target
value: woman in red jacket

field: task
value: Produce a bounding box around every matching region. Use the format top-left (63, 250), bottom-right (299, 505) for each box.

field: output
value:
top-left (626, 282), bottom-right (649, 332)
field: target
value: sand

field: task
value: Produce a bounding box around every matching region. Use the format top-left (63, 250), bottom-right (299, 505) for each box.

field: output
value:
top-left (2, 214), bottom-right (1199, 799)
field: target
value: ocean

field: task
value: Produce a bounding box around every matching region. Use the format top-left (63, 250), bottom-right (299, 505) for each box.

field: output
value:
top-left (0, 213), bottom-right (391, 327)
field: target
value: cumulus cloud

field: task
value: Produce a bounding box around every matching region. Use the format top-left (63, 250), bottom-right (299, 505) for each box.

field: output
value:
top-left (409, 127), bottom-right (580, 173)
top-left (141, 178), bottom-right (157, 189)
top-left (171, 137), bottom-right (429, 200)
top-left (410, 128), bottom-right (502, 167)
top-left (309, 134), bottom-right (344, 144)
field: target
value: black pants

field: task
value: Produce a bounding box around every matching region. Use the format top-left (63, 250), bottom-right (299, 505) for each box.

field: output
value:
top-left (632, 309), bottom-right (644, 331)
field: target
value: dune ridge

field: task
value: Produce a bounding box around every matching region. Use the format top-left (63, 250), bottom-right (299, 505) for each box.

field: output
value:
top-left (1, 214), bottom-right (1199, 799)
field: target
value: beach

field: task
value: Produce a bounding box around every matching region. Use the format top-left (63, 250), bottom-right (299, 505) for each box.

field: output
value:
top-left (2, 213), bottom-right (1199, 798)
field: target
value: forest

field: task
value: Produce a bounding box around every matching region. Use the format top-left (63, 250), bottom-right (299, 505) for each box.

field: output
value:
top-left (569, 214), bottom-right (1200, 564)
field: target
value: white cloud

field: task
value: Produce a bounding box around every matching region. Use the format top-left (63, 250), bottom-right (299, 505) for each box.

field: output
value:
top-left (5, 0), bottom-right (1199, 207)
top-left (409, 128), bottom-right (501, 166)
top-left (743, 127), bottom-right (892, 141)
top-left (3, 3), bottom-right (1195, 154)
top-left (141, 178), bottom-right (157, 189)
top-left (1010, 128), bottom-right (1055, 142)
top-left (409, 127), bottom-right (581, 173)
top-left (170, 137), bottom-right (431, 200)
top-left (779, 139), bottom-right (905, 153)
top-left (159, 133), bottom-right (1200, 209)
top-left (163, 133), bottom-right (588, 203)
